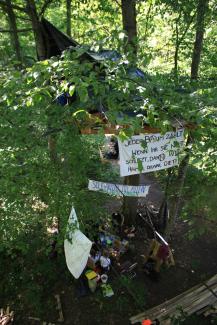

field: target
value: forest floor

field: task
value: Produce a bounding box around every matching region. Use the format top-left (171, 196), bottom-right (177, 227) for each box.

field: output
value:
top-left (16, 219), bottom-right (215, 325)
top-left (52, 221), bottom-right (217, 325)
top-left (2, 175), bottom-right (217, 325)
top-left (3, 231), bottom-right (217, 325)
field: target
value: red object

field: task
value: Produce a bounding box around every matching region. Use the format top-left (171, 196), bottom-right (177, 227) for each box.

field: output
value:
top-left (142, 320), bottom-right (152, 325)
top-left (157, 244), bottom-right (169, 260)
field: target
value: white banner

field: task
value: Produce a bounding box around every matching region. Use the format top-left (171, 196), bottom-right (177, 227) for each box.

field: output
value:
top-left (88, 179), bottom-right (150, 197)
top-left (64, 207), bottom-right (92, 279)
top-left (118, 129), bottom-right (185, 176)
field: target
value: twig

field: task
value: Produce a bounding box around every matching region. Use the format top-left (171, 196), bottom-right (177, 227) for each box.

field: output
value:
top-left (0, 28), bottom-right (32, 33)
top-left (0, 0), bottom-right (27, 13)
top-left (54, 295), bottom-right (64, 323)
top-left (39, 0), bottom-right (54, 17)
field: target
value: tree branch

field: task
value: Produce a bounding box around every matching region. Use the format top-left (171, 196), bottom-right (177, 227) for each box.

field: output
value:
top-left (39, 0), bottom-right (54, 17)
top-left (16, 14), bottom-right (32, 21)
top-left (0, 28), bottom-right (32, 33)
top-left (114, 0), bottom-right (121, 8)
top-left (0, 0), bottom-right (27, 13)
top-left (178, 11), bottom-right (196, 46)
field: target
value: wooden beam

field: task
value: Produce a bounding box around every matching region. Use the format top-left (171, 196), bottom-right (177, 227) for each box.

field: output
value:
top-left (130, 274), bottom-right (217, 324)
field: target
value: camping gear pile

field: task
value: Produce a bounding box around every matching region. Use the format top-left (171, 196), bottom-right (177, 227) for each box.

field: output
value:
top-left (82, 217), bottom-right (137, 297)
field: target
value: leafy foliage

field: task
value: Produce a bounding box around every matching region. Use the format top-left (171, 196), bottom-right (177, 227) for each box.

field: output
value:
top-left (0, 0), bottom-right (216, 320)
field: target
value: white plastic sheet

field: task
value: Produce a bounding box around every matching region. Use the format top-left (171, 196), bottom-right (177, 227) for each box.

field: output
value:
top-left (64, 207), bottom-right (92, 279)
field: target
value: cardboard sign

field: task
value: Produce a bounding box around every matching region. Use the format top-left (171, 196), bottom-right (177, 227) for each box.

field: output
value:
top-left (88, 179), bottom-right (150, 197)
top-left (118, 129), bottom-right (185, 176)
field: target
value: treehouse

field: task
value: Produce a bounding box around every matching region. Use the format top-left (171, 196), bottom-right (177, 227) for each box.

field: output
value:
top-left (41, 19), bottom-right (194, 137)
top-left (41, 19), bottom-right (193, 230)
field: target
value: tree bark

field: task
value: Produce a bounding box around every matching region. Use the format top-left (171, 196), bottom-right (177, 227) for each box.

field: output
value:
top-left (118, 0), bottom-right (148, 221)
top-left (122, 174), bottom-right (140, 225)
top-left (26, 0), bottom-right (47, 60)
top-left (174, 17), bottom-right (180, 78)
top-left (66, 0), bottom-right (72, 37)
top-left (2, 0), bottom-right (22, 64)
top-left (174, 43), bottom-right (179, 78)
top-left (191, 0), bottom-right (209, 80)
top-left (165, 135), bottom-right (191, 239)
top-left (121, 0), bottom-right (137, 55)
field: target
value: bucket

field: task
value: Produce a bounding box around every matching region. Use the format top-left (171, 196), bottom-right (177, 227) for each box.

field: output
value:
top-left (101, 274), bottom-right (108, 284)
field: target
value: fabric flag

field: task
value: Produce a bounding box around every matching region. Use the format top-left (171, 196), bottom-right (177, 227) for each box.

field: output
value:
top-left (88, 179), bottom-right (150, 197)
top-left (64, 207), bottom-right (92, 279)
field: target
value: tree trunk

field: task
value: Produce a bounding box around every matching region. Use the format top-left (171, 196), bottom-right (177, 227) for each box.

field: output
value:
top-left (66, 0), bottom-right (72, 37)
top-left (174, 44), bottom-right (179, 78)
top-left (26, 0), bottom-right (47, 60)
top-left (165, 153), bottom-right (190, 239)
top-left (165, 135), bottom-right (191, 239)
top-left (122, 174), bottom-right (140, 225)
top-left (191, 0), bottom-right (209, 80)
top-left (119, 0), bottom-right (140, 218)
top-left (174, 19), bottom-right (179, 78)
top-left (121, 0), bottom-right (137, 55)
top-left (48, 135), bottom-right (58, 164)
top-left (2, 1), bottom-right (22, 64)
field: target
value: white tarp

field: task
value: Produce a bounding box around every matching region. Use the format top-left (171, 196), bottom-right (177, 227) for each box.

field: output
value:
top-left (118, 129), bottom-right (185, 176)
top-left (64, 207), bottom-right (92, 279)
top-left (88, 179), bottom-right (150, 197)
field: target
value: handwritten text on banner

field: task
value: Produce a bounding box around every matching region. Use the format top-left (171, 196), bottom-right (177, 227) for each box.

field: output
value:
top-left (118, 129), bottom-right (185, 176)
top-left (88, 180), bottom-right (150, 197)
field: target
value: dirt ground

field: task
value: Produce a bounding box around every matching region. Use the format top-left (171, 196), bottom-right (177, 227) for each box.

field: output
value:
top-left (3, 175), bottom-right (217, 325)
top-left (14, 219), bottom-right (216, 325)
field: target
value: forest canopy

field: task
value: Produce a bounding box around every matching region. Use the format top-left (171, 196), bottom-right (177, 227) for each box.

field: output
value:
top-left (0, 1), bottom-right (216, 322)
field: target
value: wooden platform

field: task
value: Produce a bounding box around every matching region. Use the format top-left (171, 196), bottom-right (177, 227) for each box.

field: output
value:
top-left (130, 274), bottom-right (217, 324)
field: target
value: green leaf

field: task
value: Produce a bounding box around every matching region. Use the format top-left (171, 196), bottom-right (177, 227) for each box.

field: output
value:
top-left (77, 85), bottom-right (88, 102)
top-left (118, 32), bottom-right (126, 40)
top-left (26, 98), bottom-right (33, 107)
top-left (118, 130), bottom-right (129, 142)
top-left (140, 140), bottom-right (147, 150)
top-left (52, 62), bottom-right (59, 68)
top-left (69, 85), bottom-right (75, 96)
top-left (137, 159), bottom-right (143, 173)
top-left (72, 109), bottom-right (87, 117)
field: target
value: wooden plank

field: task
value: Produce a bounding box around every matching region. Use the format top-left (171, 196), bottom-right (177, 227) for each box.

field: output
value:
top-left (54, 294), bottom-right (64, 323)
top-left (132, 279), bottom-right (217, 322)
top-left (205, 274), bottom-right (217, 286)
top-left (186, 297), bottom-right (217, 316)
top-left (130, 284), bottom-right (205, 323)
top-left (130, 274), bottom-right (217, 324)
top-left (131, 288), bottom-right (217, 323)
top-left (157, 286), bottom-right (217, 319)
top-left (156, 288), bottom-right (217, 321)
top-left (80, 125), bottom-right (162, 135)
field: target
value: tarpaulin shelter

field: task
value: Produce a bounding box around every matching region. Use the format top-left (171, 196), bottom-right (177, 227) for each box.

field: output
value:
top-left (41, 18), bottom-right (78, 59)
top-left (39, 19), bottom-right (195, 135)
top-left (39, 19), bottom-right (157, 132)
